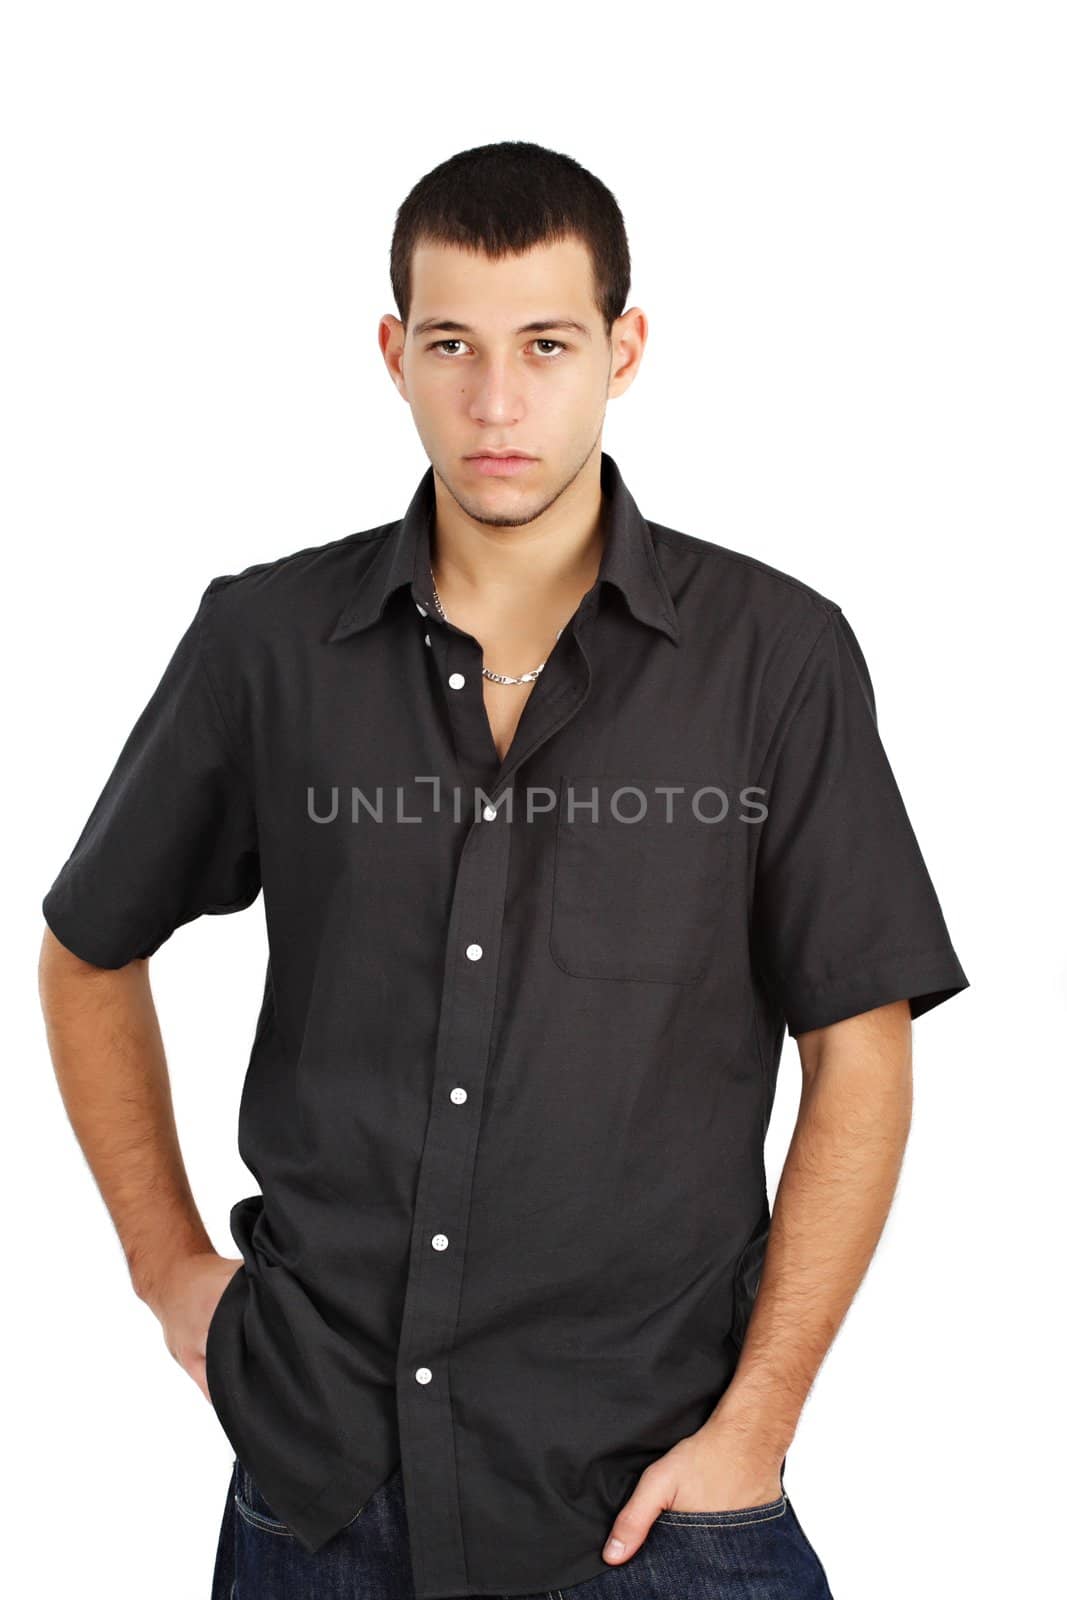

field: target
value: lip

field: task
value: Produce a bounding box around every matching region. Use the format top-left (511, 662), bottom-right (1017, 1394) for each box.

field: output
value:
top-left (466, 454), bottom-right (538, 478)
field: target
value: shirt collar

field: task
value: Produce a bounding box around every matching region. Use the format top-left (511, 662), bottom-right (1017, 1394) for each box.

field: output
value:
top-left (326, 450), bottom-right (681, 646)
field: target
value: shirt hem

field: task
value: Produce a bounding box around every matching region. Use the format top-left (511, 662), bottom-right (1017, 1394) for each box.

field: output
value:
top-left (41, 895), bottom-right (139, 970)
top-left (781, 944), bottom-right (970, 1036)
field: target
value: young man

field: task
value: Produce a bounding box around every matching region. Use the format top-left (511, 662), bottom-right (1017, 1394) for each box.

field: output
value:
top-left (39, 141), bottom-right (969, 1600)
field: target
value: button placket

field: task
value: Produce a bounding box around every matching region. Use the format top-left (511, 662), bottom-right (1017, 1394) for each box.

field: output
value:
top-left (394, 599), bottom-right (596, 1596)
top-left (394, 785), bottom-right (513, 1596)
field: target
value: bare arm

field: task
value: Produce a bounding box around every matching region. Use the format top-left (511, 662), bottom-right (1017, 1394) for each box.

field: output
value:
top-left (602, 997), bottom-right (913, 1563)
top-left (37, 924), bottom-right (241, 1401)
top-left (710, 996), bottom-right (913, 1453)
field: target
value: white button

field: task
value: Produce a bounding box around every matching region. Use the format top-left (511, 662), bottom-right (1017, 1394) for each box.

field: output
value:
top-left (482, 803), bottom-right (497, 821)
top-left (415, 601), bottom-right (428, 616)
top-left (450, 1086), bottom-right (468, 1104)
top-left (466, 943), bottom-right (483, 961)
top-left (431, 1233), bottom-right (449, 1251)
top-left (415, 1366), bottom-right (433, 1385)
top-left (424, 633), bottom-right (431, 645)
top-left (448, 672), bottom-right (465, 689)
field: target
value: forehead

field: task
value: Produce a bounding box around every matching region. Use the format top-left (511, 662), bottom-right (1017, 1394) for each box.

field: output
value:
top-left (408, 235), bottom-right (597, 321)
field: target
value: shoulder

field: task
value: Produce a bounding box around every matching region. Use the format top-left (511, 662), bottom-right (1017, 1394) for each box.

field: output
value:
top-left (650, 521), bottom-right (851, 741)
top-left (652, 520), bottom-right (843, 626)
top-left (199, 522), bottom-right (395, 644)
top-left (651, 520), bottom-right (844, 669)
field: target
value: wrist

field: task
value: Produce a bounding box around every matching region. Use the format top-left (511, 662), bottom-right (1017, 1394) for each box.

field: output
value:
top-left (704, 1387), bottom-right (797, 1463)
top-left (128, 1234), bottom-right (214, 1309)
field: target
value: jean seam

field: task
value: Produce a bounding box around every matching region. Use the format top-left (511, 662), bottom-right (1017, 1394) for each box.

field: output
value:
top-left (657, 1493), bottom-right (788, 1528)
top-left (234, 1498), bottom-right (296, 1538)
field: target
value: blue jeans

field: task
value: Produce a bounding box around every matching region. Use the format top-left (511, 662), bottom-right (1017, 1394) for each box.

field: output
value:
top-left (211, 1454), bottom-right (834, 1598)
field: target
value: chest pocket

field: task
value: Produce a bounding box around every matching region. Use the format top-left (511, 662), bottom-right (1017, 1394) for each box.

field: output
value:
top-left (548, 773), bottom-right (738, 984)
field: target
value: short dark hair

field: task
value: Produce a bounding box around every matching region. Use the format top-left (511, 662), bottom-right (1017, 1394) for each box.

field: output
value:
top-left (389, 140), bottom-right (631, 339)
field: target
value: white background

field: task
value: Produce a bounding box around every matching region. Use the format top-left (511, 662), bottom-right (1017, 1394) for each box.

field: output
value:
top-left (5, 3), bottom-right (1064, 1595)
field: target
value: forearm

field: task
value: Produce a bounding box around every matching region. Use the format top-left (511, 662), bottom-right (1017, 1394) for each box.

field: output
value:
top-left (37, 927), bottom-right (212, 1305)
top-left (711, 999), bottom-right (914, 1458)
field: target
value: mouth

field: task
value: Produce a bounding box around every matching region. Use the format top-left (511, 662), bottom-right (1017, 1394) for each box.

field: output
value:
top-left (465, 452), bottom-right (538, 478)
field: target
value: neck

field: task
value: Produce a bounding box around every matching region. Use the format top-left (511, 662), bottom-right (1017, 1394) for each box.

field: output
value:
top-left (429, 450), bottom-right (606, 615)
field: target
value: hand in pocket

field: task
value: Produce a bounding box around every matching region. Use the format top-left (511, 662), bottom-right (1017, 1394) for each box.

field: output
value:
top-left (140, 1250), bottom-right (244, 1402)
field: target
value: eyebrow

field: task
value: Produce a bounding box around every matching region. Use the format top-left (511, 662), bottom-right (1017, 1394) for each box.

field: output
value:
top-left (411, 317), bottom-right (592, 340)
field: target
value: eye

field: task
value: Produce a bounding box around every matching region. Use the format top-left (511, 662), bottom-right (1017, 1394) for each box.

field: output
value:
top-left (425, 338), bottom-right (569, 359)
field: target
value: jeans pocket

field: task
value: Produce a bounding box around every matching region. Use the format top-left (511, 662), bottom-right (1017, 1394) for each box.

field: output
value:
top-left (655, 1492), bottom-right (789, 1529)
top-left (233, 1458), bottom-right (296, 1537)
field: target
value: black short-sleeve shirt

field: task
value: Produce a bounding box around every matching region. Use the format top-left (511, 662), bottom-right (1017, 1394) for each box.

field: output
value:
top-left (41, 452), bottom-right (969, 1599)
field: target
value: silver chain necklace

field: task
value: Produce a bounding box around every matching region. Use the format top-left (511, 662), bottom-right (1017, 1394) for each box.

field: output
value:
top-left (430, 567), bottom-right (563, 686)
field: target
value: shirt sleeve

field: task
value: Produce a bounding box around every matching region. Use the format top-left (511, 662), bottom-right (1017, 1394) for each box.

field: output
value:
top-left (41, 581), bottom-right (261, 968)
top-left (750, 605), bottom-right (969, 1037)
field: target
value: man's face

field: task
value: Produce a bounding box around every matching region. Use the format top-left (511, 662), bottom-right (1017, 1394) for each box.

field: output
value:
top-left (382, 235), bottom-right (642, 527)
